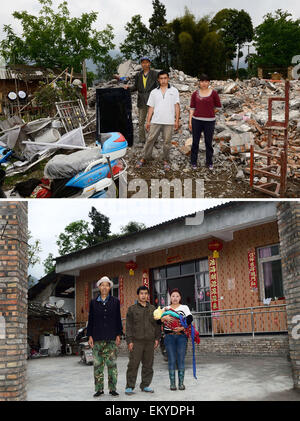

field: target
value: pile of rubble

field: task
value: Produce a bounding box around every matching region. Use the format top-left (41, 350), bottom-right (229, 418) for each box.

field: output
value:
top-left (87, 60), bottom-right (300, 183)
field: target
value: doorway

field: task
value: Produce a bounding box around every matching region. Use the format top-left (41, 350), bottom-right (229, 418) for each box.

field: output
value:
top-left (167, 276), bottom-right (196, 311)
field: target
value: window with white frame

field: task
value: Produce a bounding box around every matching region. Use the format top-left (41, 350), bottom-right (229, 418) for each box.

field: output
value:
top-left (257, 244), bottom-right (284, 300)
top-left (92, 277), bottom-right (119, 299)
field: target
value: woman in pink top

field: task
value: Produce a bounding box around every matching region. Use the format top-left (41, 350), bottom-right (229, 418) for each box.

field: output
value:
top-left (189, 74), bottom-right (222, 170)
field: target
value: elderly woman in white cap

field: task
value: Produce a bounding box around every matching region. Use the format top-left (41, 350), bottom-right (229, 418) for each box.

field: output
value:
top-left (87, 276), bottom-right (123, 398)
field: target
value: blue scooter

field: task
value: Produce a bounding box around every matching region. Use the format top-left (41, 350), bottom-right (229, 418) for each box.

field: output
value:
top-left (44, 132), bottom-right (128, 198)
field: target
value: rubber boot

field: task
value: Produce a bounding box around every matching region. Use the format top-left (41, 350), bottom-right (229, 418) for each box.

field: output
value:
top-left (169, 370), bottom-right (177, 391)
top-left (178, 370), bottom-right (185, 390)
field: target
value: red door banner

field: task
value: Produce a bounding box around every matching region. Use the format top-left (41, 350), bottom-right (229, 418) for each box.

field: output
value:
top-left (248, 249), bottom-right (258, 290)
top-left (119, 276), bottom-right (124, 305)
top-left (84, 283), bottom-right (89, 312)
top-left (208, 257), bottom-right (219, 311)
top-left (142, 270), bottom-right (149, 289)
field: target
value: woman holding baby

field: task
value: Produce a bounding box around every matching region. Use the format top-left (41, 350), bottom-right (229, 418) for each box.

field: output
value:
top-left (160, 288), bottom-right (193, 391)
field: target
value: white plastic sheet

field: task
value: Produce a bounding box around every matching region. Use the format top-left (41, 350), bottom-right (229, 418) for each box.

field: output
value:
top-left (0, 127), bottom-right (21, 149)
top-left (22, 127), bottom-right (86, 160)
top-left (39, 335), bottom-right (61, 357)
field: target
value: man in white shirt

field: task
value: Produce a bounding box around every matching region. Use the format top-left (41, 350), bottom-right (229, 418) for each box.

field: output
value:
top-left (136, 71), bottom-right (180, 171)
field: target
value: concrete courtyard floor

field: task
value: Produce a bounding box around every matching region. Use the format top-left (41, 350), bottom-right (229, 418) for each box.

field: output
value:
top-left (27, 354), bottom-right (300, 401)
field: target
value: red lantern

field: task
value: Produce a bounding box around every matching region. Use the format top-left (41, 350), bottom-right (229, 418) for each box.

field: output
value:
top-left (208, 240), bottom-right (223, 258)
top-left (126, 261), bottom-right (137, 276)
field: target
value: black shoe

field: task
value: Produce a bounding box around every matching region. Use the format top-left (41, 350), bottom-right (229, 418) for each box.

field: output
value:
top-left (109, 390), bottom-right (119, 396)
top-left (93, 391), bottom-right (104, 397)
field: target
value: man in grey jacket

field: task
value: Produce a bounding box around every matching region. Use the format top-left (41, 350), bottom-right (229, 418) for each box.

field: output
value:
top-left (125, 57), bottom-right (158, 145)
top-left (125, 285), bottom-right (161, 395)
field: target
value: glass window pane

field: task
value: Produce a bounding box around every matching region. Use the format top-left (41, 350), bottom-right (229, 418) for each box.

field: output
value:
top-left (259, 245), bottom-right (280, 259)
top-left (259, 247), bottom-right (272, 259)
top-left (160, 295), bottom-right (167, 306)
top-left (199, 259), bottom-right (208, 272)
top-left (153, 269), bottom-right (160, 280)
top-left (263, 259), bottom-right (283, 299)
top-left (204, 273), bottom-right (210, 287)
top-left (181, 261), bottom-right (195, 275)
top-left (166, 264), bottom-right (180, 277)
top-left (154, 280), bottom-right (160, 294)
top-left (159, 268), bottom-right (166, 278)
top-left (270, 245), bottom-right (279, 256)
top-left (161, 279), bottom-right (167, 292)
top-left (272, 260), bottom-right (283, 297)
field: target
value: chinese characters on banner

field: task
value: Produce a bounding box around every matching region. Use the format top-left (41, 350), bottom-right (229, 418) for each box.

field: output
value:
top-left (84, 283), bottom-right (89, 312)
top-left (208, 257), bottom-right (219, 311)
top-left (248, 249), bottom-right (258, 290)
top-left (142, 270), bottom-right (149, 289)
top-left (119, 276), bottom-right (124, 305)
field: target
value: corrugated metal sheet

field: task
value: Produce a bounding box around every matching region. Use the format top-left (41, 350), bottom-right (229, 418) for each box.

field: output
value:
top-left (0, 67), bottom-right (20, 80)
top-left (0, 66), bottom-right (81, 81)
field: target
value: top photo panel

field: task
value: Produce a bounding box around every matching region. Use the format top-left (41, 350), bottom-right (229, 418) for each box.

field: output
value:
top-left (0, 1), bottom-right (299, 199)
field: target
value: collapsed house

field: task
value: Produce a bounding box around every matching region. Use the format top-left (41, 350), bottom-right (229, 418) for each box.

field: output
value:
top-left (0, 59), bottom-right (299, 198)
top-left (89, 60), bottom-right (300, 196)
top-left (0, 64), bottom-right (82, 117)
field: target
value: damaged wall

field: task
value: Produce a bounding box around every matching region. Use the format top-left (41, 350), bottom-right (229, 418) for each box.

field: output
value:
top-left (277, 202), bottom-right (300, 390)
top-left (0, 202), bottom-right (28, 401)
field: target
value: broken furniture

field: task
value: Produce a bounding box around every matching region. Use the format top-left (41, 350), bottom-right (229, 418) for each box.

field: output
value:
top-left (55, 99), bottom-right (95, 135)
top-left (248, 81), bottom-right (289, 198)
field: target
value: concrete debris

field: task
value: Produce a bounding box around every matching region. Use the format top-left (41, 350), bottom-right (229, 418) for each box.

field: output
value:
top-left (236, 169), bottom-right (245, 180)
top-left (223, 82), bottom-right (239, 94)
top-left (87, 61), bottom-right (300, 182)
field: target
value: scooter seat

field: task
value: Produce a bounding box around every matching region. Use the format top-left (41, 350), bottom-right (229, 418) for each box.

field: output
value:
top-left (44, 148), bottom-right (103, 179)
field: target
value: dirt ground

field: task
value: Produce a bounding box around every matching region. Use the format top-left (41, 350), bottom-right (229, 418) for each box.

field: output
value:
top-left (125, 148), bottom-right (300, 199)
top-left (3, 142), bottom-right (300, 198)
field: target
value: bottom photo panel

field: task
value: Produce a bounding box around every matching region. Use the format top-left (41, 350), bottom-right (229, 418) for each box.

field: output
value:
top-left (0, 199), bottom-right (300, 404)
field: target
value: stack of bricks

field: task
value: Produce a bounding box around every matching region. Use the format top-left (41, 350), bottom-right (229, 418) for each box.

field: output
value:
top-left (277, 202), bottom-right (300, 390)
top-left (0, 202), bottom-right (28, 401)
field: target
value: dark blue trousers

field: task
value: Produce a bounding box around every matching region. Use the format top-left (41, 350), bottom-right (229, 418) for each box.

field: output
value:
top-left (164, 333), bottom-right (187, 371)
top-left (191, 119), bottom-right (215, 166)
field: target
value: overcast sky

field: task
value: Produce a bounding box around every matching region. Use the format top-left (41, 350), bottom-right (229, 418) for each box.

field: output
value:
top-left (1, 0), bottom-right (300, 52)
top-left (28, 198), bottom-right (230, 279)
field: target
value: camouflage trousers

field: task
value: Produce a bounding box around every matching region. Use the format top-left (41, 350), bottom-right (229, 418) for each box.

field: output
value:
top-left (93, 340), bottom-right (118, 392)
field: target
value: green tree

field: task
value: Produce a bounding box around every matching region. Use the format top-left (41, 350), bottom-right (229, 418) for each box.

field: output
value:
top-left (43, 252), bottom-right (55, 274)
top-left (120, 15), bottom-right (150, 60)
top-left (56, 220), bottom-right (91, 255)
top-left (253, 9), bottom-right (300, 71)
top-left (96, 54), bottom-right (123, 81)
top-left (169, 10), bottom-right (225, 78)
top-left (0, 0), bottom-right (115, 73)
top-left (88, 207), bottom-right (111, 245)
top-left (120, 221), bottom-right (146, 235)
top-left (210, 9), bottom-right (253, 77)
top-left (148, 0), bottom-right (170, 67)
top-left (28, 231), bottom-right (42, 267)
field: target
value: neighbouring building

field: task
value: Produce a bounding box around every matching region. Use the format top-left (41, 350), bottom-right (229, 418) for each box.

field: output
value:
top-left (55, 203), bottom-right (291, 349)
top-left (0, 202), bottom-right (28, 401)
top-left (0, 64), bottom-right (82, 116)
top-left (28, 272), bottom-right (75, 349)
